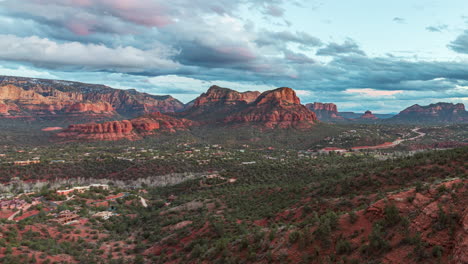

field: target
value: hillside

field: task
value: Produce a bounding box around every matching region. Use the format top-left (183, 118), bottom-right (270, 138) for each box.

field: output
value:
top-left (0, 75), bottom-right (185, 119)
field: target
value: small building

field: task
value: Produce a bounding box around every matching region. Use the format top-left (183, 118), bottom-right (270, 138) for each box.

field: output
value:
top-left (93, 211), bottom-right (116, 220)
top-left (90, 184), bottom-right (109, 190)
top-left (14, 160), bottom-right (40, 166)
top-left (51, 210), bottom-right (79, 225)
top-left (319, 147), bottom-right (348, 154)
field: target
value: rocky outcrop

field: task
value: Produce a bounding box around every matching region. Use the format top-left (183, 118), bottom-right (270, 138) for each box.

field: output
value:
top-left (193, 86), bottom-right (260, 107)
top-left (57, 112), bottom-right (195, 141)
top-left (306, 102), bottom-right (343, 121)
top-left (224, 87), bottom-right (318, 129)
top-left (179, 86), bottom-right (260, 121)
top-left (360, 110), bottom-right (378, 119)
top-left (0, 76), bottom-right (185, 118)
top-left (390, 102), bottom-right (468, 123)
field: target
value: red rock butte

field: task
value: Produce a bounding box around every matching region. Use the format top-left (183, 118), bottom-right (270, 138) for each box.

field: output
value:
top-left (57, 112), bottom-right (195, 141)
top-left (224, 87), bottom-right (318, 129)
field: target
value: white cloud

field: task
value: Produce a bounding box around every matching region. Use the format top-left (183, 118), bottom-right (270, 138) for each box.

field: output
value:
top-left (345, 88), bottom-right (403, 97)
top-left (0, 35), bottom-right (180, 72)
top-left (0, 65), bottom-right (58, 79)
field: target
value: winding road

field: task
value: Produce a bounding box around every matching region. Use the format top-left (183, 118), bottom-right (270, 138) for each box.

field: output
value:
top-left (350, 127), bottom-right (426, 151)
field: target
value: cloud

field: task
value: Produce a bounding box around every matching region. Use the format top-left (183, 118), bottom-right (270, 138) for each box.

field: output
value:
top-left (425, 24), bottom-right (448, 32)
top-left (392, 17), bottom-right (406, 24)
top-left (0, 35), bottom-right (179, 72)
top-left (316, 39), bottom-right (366, 56)
top-left (345, 88), bottom-right (403, 97)
top-left (448, 30), bottom-right (468, 54)
top-left (256, 30), bottom-right (323, 48)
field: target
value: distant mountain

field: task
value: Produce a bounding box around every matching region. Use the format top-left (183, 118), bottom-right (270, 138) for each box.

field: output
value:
top-left (0, 75), bottom-right (185, 119)
top-left (57, 112), bottom-right (195, 141)
top-left (339, 112), bottom-right (395, 119)
top-left (305, 102), bottom-right (344, 121)
top-left (360, 110), bottom-right (378, 120)
top-left (390, 102), bottom-right (468, 123)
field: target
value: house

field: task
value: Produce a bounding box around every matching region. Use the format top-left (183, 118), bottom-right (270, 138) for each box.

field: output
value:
top-left (50, 160), bottom-right (65, 164)
top-left (93, 211), bottom-right (116, 220)
top-left (14, 160), bottom-right (40, 166)
top-left (57, 184), bottom-right (109, 196)
top-left (319, 147), bottom-right (348, 154)
top-left (51, 210), bottom-right (80, 225)
top-left (90, 184), bottom-right (109, 190)
top-left (0, 199), bottom-right (27, 210)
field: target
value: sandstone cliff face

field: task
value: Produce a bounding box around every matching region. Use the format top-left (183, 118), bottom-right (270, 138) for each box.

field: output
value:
top-left (179, 85), bottom-right (260, 121)
top-left (224, 87), bottom-right (318, 129)
top-left (360, 110), bottom-right (378, 119)
top-left (306, 102), bottom-right (343, 121)
top-left (391, 102), bottom-right (467, 123)
top-left (57, 112), bottom-right (194, 141)
top-left (193, 86), bottom-right (260, 107)
top-left (0, 76), bottom-right (185, 118)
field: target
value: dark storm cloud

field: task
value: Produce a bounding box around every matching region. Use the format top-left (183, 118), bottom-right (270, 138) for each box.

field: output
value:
top-left (316, 40), bottom-right (366, 56)
top-left (449, 30), bottom-right (468, 54)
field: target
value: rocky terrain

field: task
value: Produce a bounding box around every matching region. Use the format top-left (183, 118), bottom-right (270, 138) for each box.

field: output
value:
top-left (56, 112), bottom-right (194, 141)
top-left (306, 102), bottom-right (343, 121)
top-left (0, 76), bottom-right (185, 119)
top-left (390, 102), bottom-right (468, 123)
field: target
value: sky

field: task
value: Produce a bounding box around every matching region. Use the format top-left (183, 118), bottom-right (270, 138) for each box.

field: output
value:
top-left (0, 0), bottom-right (467, 113)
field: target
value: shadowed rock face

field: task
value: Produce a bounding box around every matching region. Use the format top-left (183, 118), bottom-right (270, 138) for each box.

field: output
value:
top-left (224, 87), bottom-right (318, 129)
top-left (306, 102), bottom-right (343, 121)
top-left (391, 102), bottom-right (467, 123)
top-left (0, 76), bottom-right (185, 118)
top-left (57, 112), bottom-right (195, 141)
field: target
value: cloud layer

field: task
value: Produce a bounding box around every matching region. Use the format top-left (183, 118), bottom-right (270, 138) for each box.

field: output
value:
top-left (0, 0), bottom-right (467, 112)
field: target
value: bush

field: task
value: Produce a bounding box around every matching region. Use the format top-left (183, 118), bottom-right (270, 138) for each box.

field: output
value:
top-left (336, 239), bottom-right (352, 255)
top-left (368, 224), bottom-right (390, 253)
top-left (384, 203), bottom-right (401, 226)
top-left (432, 245), bottom-right (443, 258)
top-left (348, 211), bottom-right (358, 224)
top-left (289, 231), bottom-right (301, 244)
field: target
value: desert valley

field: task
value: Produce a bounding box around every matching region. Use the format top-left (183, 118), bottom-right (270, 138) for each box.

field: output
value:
top-left (0, 76), bottom-right (465, 264)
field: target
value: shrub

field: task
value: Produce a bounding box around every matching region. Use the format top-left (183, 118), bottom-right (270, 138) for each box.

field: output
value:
top-left (348, 211), bottom-right (358, 224)
top-left (289, 231), bottom-right (301, 244)
top-left (336, 239), bottom-right (352, 255)
top-left (384, 203), bottom-right (401, 226)
top-left (432, 245), bottom-right (443, 258)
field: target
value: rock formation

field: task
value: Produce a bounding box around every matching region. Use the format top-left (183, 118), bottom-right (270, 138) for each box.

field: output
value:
top-left (224, 87), bottom-right (318, 128)
top-left (57, 112), bottom-right (195, 141)
top-left (179, 85), bottom-right (260, 121)
top-left (0, 75), bottom-right (185, 118)
top-left (306, 102), bottom-right (343, 121)
top-left (390, 102), bottom-right (467, 123)
top-left (360, 110), bottom-right (378, 119)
